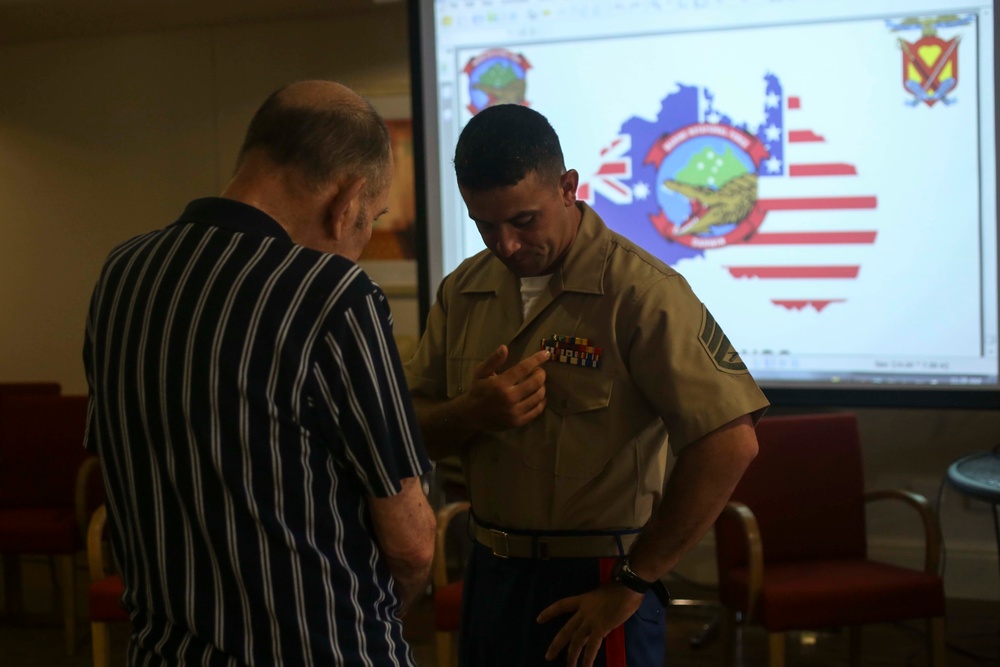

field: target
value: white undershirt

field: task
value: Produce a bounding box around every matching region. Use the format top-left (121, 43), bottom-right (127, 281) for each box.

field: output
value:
top-left (519, 274), bottom-right (554, 320)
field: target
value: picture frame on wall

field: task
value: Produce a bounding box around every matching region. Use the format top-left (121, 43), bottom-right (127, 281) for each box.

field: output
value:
top-left (360, 94), bottom-right (418, 298)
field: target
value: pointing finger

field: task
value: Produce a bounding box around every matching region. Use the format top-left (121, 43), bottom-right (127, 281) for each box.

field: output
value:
top-left (503, 349), bottom-right (552, 383)
top-left (473, 345), bottom-right (508, 379)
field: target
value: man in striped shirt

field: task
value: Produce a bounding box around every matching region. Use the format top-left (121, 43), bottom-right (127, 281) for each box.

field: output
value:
top-left (83, 81), bottom-right (436, 666)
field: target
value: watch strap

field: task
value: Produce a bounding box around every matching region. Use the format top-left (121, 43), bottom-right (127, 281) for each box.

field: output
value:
top-left (612, 557), bottom-right (671, 606)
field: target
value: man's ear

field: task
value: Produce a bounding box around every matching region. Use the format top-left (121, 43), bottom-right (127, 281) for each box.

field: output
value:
top-left (560, 169), bottom-right (579, 206)
top-left (324, 177), bottom-right (367, 239)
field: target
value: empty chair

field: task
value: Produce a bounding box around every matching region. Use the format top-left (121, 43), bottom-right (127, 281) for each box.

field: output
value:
top-left (0, 382), bottom-right (61, 613)
top-left (714, 413), bottom-right (946, 667)
top-left (0, 393), bottom-right (101, 655)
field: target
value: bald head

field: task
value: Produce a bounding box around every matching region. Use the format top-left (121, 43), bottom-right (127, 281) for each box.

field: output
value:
top-left (277, 80), bottom-right (367, 113)
top-left (235, 80), bottom-right (391, 199)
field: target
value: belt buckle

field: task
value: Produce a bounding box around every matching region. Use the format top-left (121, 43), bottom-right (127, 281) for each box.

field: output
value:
top-left (489, 528), bottom-right (510, 559)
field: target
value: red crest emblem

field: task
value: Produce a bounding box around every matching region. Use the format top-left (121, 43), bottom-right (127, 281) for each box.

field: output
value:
top-left (900, 35), bottom-right (959, 107)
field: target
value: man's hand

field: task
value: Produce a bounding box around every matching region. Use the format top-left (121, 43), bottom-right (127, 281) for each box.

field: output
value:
top-left (536, 584), bottom-right (644, 666)
top-left (410, 345), bottom-right (550, 458)
top-left (464, 345), bottom-right (550, 431)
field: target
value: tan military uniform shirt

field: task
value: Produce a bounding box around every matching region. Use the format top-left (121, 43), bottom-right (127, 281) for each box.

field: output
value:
top-left (406, 203), bottom-right (769, 532)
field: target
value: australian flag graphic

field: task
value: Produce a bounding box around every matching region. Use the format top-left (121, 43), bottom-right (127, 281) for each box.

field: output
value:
top-left (581, 74), bottom-right (879, 313)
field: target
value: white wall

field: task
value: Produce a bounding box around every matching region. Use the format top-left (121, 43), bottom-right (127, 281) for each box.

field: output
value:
top-left (0, 6), bottom-right (415, 396)
top-left (0, 30), bottom-right (218, 391)
top-left (0, 5), bottom-right (996, 600)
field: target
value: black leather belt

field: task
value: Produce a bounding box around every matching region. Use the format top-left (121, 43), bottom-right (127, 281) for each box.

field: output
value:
top-left (470, 516), bottom-right (640, 559)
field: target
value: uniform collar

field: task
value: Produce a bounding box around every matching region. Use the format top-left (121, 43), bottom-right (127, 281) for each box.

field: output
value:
top-left (175, 197), bottom-right (292, 242)
top-left (459, 202), bottom-right (610, 296)
top-left (557, 202), bottom-right (609, 296)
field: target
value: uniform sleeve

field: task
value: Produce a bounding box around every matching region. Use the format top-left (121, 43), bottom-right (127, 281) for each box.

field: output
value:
top-left (314, 286), bottom-right (432, 498)
top-left (403, 278), bottom-right (449, 400)
top-left (624, 273), bottom-right (769, 453)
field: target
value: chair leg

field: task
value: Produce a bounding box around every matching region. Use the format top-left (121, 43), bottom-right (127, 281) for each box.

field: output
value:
top-left (55, 554), bottom-right (76, 655)
top-left (435, 630), bottom-right (453, 667)
top-left (848, 625), bottom-right (861, 667)
top-left (92, 621), bottom-right (111, 667)
top-left (768, 632), bottom-right (785, 667)
top-left (720, 608), bottom-right (736, 667)
top-left (49, 556), bottom-right (59, 616)
top-left (928, 617), bottom-right (946, 667)
top-left (2, 552), bottom-right (23, 614)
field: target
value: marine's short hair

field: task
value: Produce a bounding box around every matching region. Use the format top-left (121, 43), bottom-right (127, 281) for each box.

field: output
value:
top-left (236, 85), bottom-right (391, 199)
top-left (454, 104), bottom-right (565, 191)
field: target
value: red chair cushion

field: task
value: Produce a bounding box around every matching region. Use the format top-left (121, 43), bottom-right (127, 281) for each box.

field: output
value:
top-left (0, 508), bottom-right (80, 553)
top-left (720, 558), bottom-right (946, 631)
top-left (89, 574), bottom-right (129, 622)
top-left (434, 581), bottom-right (464, 631)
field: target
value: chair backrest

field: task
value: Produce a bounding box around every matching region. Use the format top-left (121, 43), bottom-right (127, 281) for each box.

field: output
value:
top-left (0, 382), bottom-right (60, 398)
top-left (0, 382), bottom-right (60, 430)
top-left (0, 394), bottom-right (89, 509)
top-left (0, 382), bottom-right (62, 459)
top-left (715, 413), bottom-right (868, 575)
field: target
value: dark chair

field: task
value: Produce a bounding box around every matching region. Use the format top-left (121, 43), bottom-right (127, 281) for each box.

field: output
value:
top-left (714, 413), bottom-right (946, 667)
top-left (433, 500), bottom-right (470, 667)
top-left (0, 382), bottom-right (61, 615)
top-left (0, 382), bottom-right (60, 401)
top-left (87, 504), bottom-right (127, 667)
top-left (0, 393), bottom-right (101, 655)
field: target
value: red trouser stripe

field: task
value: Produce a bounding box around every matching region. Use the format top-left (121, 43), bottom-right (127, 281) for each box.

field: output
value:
top-left (598, 558), bottom-right (627, 667)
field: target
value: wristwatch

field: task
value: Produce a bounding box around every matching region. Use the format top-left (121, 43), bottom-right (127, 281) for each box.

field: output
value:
top-left (610, 557), bottom-right (672, 606)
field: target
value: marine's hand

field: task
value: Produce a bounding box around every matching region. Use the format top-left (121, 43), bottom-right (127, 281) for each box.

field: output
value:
top-left (536, 584), bottom-right (643, 667)
top-left (465, 344), bottom-right (550, 430)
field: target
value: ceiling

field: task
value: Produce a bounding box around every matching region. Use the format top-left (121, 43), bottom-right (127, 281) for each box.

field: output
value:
top-left (0, 0), bottom-right (404, 45)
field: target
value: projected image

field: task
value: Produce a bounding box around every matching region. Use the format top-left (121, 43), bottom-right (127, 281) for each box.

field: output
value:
top-left (451, 12), bottom-right (989, 371)
top-left (421, 0), bottom-right (998, 393)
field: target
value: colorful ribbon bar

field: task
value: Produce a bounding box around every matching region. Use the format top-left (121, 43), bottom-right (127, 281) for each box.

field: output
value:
top-left (541, 336), bottom-right (602, 368)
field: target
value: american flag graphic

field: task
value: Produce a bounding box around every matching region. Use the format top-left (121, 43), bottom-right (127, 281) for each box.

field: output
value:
top-left (582, 75), bottom-right (878, 313)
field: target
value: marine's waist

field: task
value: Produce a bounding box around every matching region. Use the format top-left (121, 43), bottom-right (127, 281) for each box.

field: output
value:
top-left (470, 514), bottom-right (642, 559)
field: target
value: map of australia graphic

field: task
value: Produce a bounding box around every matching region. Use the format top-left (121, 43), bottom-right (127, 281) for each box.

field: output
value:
top-left (583, 74), bottom-right (879, 313)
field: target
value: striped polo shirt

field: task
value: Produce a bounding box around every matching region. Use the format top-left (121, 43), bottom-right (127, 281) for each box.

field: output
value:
top-left (83, 197), bottom-right (431, 666)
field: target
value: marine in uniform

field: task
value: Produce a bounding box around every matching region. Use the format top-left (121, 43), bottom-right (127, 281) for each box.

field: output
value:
top-left (405, 104), bottom-right (768, 667)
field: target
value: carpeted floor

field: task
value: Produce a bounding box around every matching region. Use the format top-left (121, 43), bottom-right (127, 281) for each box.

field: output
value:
top-left (1, 555), bottom-right (998, 666)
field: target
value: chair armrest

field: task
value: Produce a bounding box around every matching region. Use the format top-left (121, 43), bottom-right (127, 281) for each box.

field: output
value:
top-left (721, 501), bottom-right (764, 622)
top-left (86, 504), bottom-right (108, 582)
top-left (433, 501), bottom-right (471, 588)
top-left (75, 456), bottom-right (102, 540)
top-left (864, 489), bottom-right (942, 574)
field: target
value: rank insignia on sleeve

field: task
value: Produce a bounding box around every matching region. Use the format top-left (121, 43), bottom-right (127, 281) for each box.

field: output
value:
top-left (541, 335), bottom-right (602, 368)
top-left (699, 307), bottom-right (749, 374)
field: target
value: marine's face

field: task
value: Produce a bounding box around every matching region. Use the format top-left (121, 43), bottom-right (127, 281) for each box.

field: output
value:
top-left (460, 169), bottom-right (580, 278)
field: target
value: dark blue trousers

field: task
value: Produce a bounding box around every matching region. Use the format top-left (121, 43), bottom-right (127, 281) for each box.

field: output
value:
top-left (459, 542), bottom-right (666, 667)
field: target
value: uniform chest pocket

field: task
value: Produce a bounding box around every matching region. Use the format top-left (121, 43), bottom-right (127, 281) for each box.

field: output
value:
top-left (542, 363), bottom-right (618, 480)
top-left (544, 363), bottom-right (613, 416)
top-left (446, 354), bottom-right (492, 399)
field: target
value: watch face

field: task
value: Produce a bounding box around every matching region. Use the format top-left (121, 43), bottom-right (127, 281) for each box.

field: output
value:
top-left (612, 558), bottom-right (672, 606)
